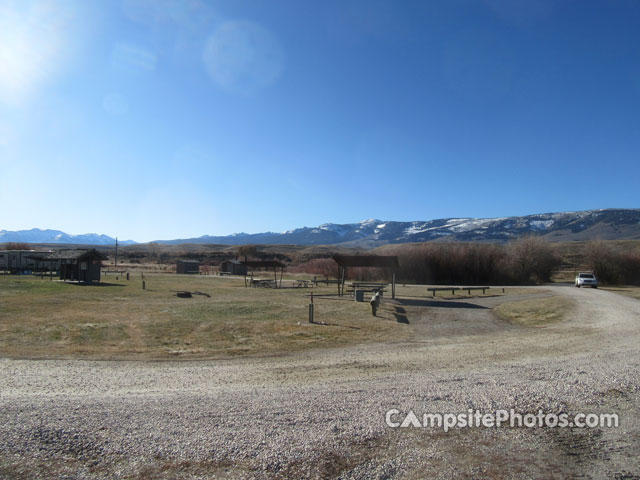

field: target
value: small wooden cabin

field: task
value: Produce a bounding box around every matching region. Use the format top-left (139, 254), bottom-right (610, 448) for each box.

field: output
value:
top-left (220, 259), bottom-right (247, 276)
top-left (176, 260), bottom-right (200, 274)
top-left (47, 249), bottom-right (108, 283)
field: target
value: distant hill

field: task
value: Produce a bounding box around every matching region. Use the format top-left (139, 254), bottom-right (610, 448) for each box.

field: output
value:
top-left (3, 209), bottom-right (639, 247)
top-left (153, 208), bottom-right (640, 246)
top-left (0, 229), bottom-right (135, 246)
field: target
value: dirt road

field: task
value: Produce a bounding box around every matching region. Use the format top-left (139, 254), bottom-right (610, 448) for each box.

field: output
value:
top-left (1, 285), bottom-right (639, 479)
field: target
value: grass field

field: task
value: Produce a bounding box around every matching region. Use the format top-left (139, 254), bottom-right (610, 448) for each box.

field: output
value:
top-left (0, 273), bottom-right (540, 359)
top-left (0, 273), bottom-right (415, 359)
top-left (600, 286), bottom-right (640, 300)
top-left (493, 295), bottom-right (574, 327)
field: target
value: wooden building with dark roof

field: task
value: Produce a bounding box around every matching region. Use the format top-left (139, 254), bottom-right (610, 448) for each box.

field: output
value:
top-left (220, 259), bottom-right (248, 276)
top-left (44, 249), bottom-right (108, 283)
top-left (176, 260), bottom-right (200, 274)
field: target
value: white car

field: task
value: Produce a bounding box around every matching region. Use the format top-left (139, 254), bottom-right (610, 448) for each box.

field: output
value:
top-left (575, 272), bottom-right (598, 288)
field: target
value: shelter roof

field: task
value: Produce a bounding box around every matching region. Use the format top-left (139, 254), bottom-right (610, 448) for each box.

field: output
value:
top-left (42, 249), bottom-right (109, 261)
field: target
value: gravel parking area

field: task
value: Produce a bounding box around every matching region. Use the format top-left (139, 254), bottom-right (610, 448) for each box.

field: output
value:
top-left (1, 286), bottom-right (639, 479)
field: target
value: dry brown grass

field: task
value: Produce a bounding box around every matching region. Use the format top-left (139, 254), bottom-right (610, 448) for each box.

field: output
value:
top-left (0, 274), bottom-right (543, 360)
top-left (0, 273), bottom-right (410, 360)
top-left (600, 286), bottom-right (640, 300)
top-left (493, 295), bottom-right (573, 327)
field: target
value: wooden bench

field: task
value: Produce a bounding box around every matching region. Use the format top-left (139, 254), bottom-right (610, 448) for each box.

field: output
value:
top-left (103, 270), bottom-right (126, 275)
top-left (462, 286), bottom-right (490, 295)
top-left (427, 286), bottom-right (491, 297)
top-left (427, 287), bottom-right (461, 297)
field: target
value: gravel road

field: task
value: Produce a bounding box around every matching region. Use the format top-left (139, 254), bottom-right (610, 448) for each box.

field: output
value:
top-left (1, 286), bottom-right (639, 479)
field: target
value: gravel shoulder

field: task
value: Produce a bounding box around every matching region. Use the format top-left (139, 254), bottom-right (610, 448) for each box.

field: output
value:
top-left (1, 285), bottom-right (639, 479)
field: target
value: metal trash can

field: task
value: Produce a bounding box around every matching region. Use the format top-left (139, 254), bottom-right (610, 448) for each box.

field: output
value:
top-left (355, 289), bottom-right (364, 302)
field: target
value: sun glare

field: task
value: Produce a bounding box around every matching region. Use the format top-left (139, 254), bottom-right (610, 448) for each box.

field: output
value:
top-left (0, 0), bottom-right (75, 105)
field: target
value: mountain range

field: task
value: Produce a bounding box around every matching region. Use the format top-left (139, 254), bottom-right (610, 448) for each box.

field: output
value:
top-left (3, 209), bottom-right (638, 247)
top-left (0, 229), bottom-right (136, 246)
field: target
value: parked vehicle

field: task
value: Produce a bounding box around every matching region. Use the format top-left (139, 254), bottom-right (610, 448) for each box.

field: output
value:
top-left (575, 272), bottom-right (598, 288)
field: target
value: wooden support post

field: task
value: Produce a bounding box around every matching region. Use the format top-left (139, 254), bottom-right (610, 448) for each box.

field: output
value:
top-left (142, 280), bottom-right (146, 290)
top-left (392, 273), bottom-right (396, 299)
top-left (274, 267), bottom-right (277, 289)
top-left (279, 267), bottom-right (283, 288)
top-left (308, 303), bottom-right (314, 323)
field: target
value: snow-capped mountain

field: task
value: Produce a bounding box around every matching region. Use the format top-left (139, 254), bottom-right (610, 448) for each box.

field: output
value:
top-left (0, 229), bottom-right (135, 245)
top-left (3, 209), bottom-right (639, 247)
top-left (155, 209), bottom-right (640, 246)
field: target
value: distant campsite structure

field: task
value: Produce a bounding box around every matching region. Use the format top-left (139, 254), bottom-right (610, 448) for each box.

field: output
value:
top-left (46, 249), bottom-right (108, 283)
top-left (0, 248), bottom-right (108, 283)
top-left (176, 260), bottom-right (200, 274)
top-left (220, 259), bottom-right (248, 276)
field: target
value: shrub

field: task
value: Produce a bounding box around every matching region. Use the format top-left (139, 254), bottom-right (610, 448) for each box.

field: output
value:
top-left (503, 236), bottom-right (559, 284)
top-left (378, 238), bottom-right (559, 285)
top-left (2, 242), bottom-right (30, 250)
top-left (289, 258), bottom-right (337, 278)
top-left (584, 241), bottom-right (640, 285)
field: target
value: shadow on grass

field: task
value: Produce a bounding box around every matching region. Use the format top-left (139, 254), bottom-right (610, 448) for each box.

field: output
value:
top-left (394, 306), bottom-right (409, 324)
top-left (65, 282), bottom-right (125, 287)
top-left (399, 293), bottom-right (503, 300)
top-left (395, 298), bottom-right (488, 309)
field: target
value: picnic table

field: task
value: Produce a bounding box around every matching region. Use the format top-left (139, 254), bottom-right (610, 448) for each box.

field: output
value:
top-left (292, 279), bottom-right (311, 288)
top-left (346, 282), bottom-right (388, 297)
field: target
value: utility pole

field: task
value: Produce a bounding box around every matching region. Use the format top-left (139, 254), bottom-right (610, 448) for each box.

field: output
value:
top-left (115, 237), bottom-right (118, 267)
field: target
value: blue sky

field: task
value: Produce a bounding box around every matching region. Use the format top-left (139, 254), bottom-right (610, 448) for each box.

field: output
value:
top-left (1, 0), bottom-right (639, 242)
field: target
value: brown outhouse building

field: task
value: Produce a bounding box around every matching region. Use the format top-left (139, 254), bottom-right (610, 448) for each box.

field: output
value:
top-left (220, 259), bottom-right (248, 276)
top-left (176, 260), bottom-right (200, 274)
top-left (46, 249), bottom-right (108, 283)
